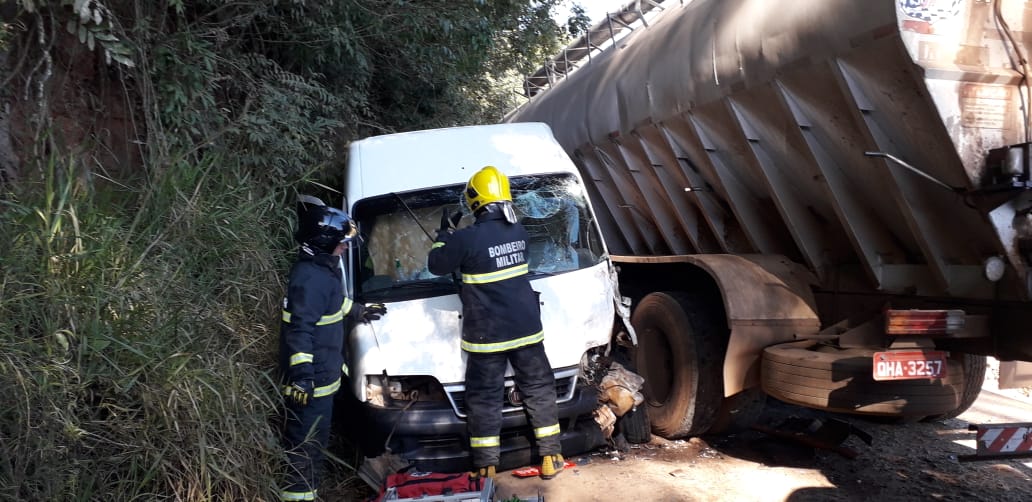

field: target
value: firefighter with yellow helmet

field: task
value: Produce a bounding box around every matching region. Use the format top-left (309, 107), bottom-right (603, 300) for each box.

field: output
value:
top-left (427, 166), bottom-right (565, 480)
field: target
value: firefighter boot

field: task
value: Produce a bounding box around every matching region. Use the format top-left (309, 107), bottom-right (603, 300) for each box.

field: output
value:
top-left (471, 465), bottom-right (496, 480)
top-left (539, 454), bottom-right (564, 480)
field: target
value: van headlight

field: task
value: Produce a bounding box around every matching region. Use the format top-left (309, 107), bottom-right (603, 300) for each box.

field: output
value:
top-left (365, 374), bottom-right (446, 407)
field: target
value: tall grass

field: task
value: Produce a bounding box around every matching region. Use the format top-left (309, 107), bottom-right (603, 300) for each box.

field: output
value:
top-left (0, 154), bottom-right (295, 501)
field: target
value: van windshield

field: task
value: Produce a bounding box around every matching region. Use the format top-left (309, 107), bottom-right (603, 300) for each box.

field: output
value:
top-left (351, 173), bottom-right (605, 302)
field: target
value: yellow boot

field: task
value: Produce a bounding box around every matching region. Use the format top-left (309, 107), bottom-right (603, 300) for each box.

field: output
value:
top-left (539, 454), bottom-right (564, 480)
top-left (471, 465), bottom-right (496, 479)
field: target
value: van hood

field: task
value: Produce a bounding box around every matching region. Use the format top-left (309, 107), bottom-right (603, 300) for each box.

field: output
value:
top-left (348, 263), bottom-right (614, 396)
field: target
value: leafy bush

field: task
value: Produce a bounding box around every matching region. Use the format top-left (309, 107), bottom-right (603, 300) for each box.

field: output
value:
top-left (1, 0), bottom-right (582, 499)
top-left (0, 155), bottom-right (292, 500)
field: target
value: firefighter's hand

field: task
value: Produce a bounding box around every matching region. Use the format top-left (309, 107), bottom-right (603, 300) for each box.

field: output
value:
top-left (361, 303), bottom-right (387, 323)
top-left (283, 380), bottom-right (313, 407)
top-left (439, 208), bottom-right (462, 234)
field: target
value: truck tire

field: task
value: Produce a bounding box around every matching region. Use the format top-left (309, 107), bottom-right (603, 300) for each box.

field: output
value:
top-left (761, 342), bottom-right (969, 419)
top-left (631, 292), bottom-right (725, 438)
top-left (923, 353), bottom-right (987, 421)
top-left (619, 405), bottom-right (652, 444)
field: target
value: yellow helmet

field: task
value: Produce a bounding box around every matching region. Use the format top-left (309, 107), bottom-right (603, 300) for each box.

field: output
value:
top-left (464, 165), bottom-right (511, 212)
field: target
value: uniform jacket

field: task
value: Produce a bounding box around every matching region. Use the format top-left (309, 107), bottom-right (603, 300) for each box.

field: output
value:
top-left (427, 209), bottom-right (544, 353)
top-left (279, 251), bottom-right (356, 397)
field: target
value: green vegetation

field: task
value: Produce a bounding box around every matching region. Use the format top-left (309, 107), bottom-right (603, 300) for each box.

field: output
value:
top-left (0, 0), bottom-right (583, 499)
top-left (1, 157), bottom-right (289, 500)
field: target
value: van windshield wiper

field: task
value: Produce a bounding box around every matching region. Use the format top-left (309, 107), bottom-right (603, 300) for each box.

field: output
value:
top-left (391, 280), bottom-right (454, 289)
top-left (528, 270), bottom-right (557, 277)
top-left (363, 279), bottom-right (456, 295)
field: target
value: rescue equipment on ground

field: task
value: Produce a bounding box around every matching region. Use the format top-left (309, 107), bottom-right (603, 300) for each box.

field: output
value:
top-left (374, 469), bottom-right (491, 502)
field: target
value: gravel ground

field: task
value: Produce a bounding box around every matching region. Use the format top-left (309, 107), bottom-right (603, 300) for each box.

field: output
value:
top-left (491, 359), bottom-right (1032, 502)
top-left (339, 359), bottom-right (1032, 501)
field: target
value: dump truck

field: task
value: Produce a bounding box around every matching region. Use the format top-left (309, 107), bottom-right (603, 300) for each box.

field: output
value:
top-left (505, 0), bottom-right (1032, 438)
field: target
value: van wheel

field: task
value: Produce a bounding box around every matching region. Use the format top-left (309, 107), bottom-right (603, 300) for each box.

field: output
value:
top-left (619, 405), bottom-right (652, 444)
top-left (923, 353), bottom-right (987, 421)
top-left (761, 342), bottom-right (969, 419)
top-left (631, 292), bottom-right (725, 438)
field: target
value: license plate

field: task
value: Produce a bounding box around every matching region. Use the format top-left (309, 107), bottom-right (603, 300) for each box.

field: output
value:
top-left (872, 351), bottom-right (948, 381)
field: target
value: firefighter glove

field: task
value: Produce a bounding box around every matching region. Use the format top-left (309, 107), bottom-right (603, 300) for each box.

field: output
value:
top-left (439, 208), bottom-right (462, 234)
top-left (283, 379), bottom-right (313, 407)
top-left (361, 303), bottom-right (387, 322)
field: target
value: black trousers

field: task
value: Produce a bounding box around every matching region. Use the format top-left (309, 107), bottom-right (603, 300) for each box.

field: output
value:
top-left (281, 394), bottom-right (334, 501)
top-left (464, 341), bottom-right (561, 468)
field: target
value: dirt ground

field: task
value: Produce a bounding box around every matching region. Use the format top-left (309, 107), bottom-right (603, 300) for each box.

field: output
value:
top-left (342, 360), bottom-right (1032, 502)
top-left (492, 359), bottom-right (1032, 502)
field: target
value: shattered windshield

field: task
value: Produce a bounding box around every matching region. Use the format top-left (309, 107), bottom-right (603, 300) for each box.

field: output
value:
top-left (350, 173), bottom-right (605, 302)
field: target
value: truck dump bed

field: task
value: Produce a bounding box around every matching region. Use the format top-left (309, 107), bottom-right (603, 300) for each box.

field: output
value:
top-left (506, 0), bottom-right (1032, 308)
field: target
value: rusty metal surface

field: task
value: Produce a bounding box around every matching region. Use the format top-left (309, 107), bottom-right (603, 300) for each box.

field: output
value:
top-left (506, 0), bottom-right (1032, 306)
top-left (520, 1), bottom-right (666, 97)
top-left (999, 360), bottom-right (1032, 389)
top-left (612, 253), bottom-right (821, 394)
top-left (613, 253), bottom-right (819, 322)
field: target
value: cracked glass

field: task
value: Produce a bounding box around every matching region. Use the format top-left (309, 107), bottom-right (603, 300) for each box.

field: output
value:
top-left (350, 173), bottom-right (605, 302)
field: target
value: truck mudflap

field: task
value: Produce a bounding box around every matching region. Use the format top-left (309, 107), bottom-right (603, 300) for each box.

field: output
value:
top-left (760, 341), bottom-right (984, 419)
top-left (359, 384), bottom-right (604, 473)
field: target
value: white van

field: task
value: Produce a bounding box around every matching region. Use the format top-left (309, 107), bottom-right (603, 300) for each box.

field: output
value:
top-left (341, 122), bottom-right (616, 472)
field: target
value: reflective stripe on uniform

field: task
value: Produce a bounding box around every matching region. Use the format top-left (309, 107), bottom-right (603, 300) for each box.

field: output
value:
top-left (461, 331), bottom-right (544, 353)
top-left (313, 378), bottom-right (340, 398)
top-left (470, 435), bottom-right (500, 448)
top-left (289, 352), bottom-right (313, 366)
top-left (432, 242), bottom-right (445, 249)
top-left (341, 362), bottom-right (349, 377)
top-left (282, 298), bottom-right (352, 326)
top-left (535, 423), bottom-right (560, 439)
top-left (315, 301), bottom-right (345, 325)
top-left (279, 489), bottom-right (316, 501)
top-left (461, 263), bottom-right (528, 284)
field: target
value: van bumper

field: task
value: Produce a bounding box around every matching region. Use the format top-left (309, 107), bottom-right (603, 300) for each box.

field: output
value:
top-left (357, 384), bottom-right (605, 472)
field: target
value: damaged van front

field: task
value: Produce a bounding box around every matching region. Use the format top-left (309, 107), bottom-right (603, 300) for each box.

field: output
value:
top-left (342, 123), bottom-right (615, 473)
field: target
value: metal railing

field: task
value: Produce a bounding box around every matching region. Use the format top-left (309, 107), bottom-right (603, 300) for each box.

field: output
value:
top-left (518, 0), bottom-right (681, 100)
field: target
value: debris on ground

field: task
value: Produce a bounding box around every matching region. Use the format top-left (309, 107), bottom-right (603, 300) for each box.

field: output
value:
top-left (598, 362), bottom-right (645, 417)
top-left (668, 468), bottom-right (691, 478)
top-left (510, 460), bottom-right (577, 478)
top-left (357, 452), bottom-right (411, 490)
top-left (751, 417), bottom-right (872, 459)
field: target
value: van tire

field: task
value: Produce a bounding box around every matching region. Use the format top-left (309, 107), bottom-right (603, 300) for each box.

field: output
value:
top-left (631, 292), bottom-right (725, 438)
top-left (619, 405), bottom-right (652, 444)
top-left (761, 342), bottom-right (969, 418)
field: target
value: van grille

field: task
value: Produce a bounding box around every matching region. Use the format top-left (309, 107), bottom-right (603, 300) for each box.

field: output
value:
top-left (442, 367), bottom-right (579, 418)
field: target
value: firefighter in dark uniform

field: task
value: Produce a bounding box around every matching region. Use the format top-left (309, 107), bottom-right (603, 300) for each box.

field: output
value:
top-left (279, 196), bottom-right (386, 501)
top-left (427, 166), bottom-right (565, 480)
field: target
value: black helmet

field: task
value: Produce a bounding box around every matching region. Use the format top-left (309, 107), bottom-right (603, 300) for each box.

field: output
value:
top-left (295, 195), bottom-right (357, 254)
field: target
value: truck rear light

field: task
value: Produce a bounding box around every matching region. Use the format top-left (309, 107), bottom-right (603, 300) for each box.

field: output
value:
top-left (885, 309), bottom-right (964, 335)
